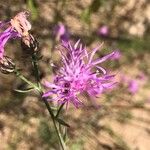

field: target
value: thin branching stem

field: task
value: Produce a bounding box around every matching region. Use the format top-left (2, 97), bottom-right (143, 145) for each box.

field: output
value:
top-left (42, 98), bottom-right (67, 150)
top-left (15, 68), bottom-right (67, 150)
top-left (14, 69), bottom-right (40, 92)
top-left (31, 53), bottom-right (66, 150)
top-left (31, 54), bottom-right (42, 90)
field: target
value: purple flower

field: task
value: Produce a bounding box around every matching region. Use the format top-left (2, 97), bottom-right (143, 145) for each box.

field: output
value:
top-left (137, 72), bottom-right (147, 81)
top-left (111, 50), bottom-right (121, 60)
top-left (97, 25), bottom-right (109, 37)
top-left (128, 79), bottom-right (139, 94)
top-left (43, 40), bottom-right (116, 108)
top-left (0, 11), bottom-right (31, 59)
top-left (53, 22), bottom-right (69, 42)
top-left (0, 27), bottom-right (18, 58)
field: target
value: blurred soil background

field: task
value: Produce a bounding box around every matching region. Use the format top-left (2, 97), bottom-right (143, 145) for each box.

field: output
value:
top-left (0, 0), bottom-right (150, 150)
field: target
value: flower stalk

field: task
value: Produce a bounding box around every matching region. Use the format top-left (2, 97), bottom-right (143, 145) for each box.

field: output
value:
top-left (42, 97), bottom-right (67, 150)
top-left (31, 53), bottom-right (42, 90)
top-left (14, 67), bottom-right (67, 150)
top-left (31, 52), bottom-right (67, 150)
top-left (14, 69), bottom-right (41, 92)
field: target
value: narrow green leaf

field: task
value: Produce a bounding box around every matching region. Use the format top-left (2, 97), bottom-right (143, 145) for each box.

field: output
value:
top-left (55, 118), bottom-right (70, 128)
top-left (63, 127), bottom-right (67, 142)
top-left (14, 87), bottom-right (34, 93)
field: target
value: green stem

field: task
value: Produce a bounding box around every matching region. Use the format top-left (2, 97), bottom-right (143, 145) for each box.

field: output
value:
top-left (31, 54), bottom-right (66, 150)
top-left (14, 70), bottom-right (40, 92)
top-left (32, 54), bottom-right (42, 90)
top-left (56, 103), bottom-right (65, 118)
top-left (15, 69), bottom-right (66, 150)
top-left (42, 98), bottom-right (66, 150)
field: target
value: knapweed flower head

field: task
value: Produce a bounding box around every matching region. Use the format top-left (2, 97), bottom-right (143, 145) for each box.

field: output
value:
top-left (0, 56), bottom-right (15, 74)
top-left (137, 72), bottom-right (147, 81)
top-left (0, 11), bottom-right (31, 59)
top-left (53, 22), bottom-right (69, 42)
top-left (43, 40), bottom-right (116, 108)
top-left (119, 73), bottom-right (140, 95)
top-left (98, 25), bottom-right (109, 37)
top-left (21, 34), bottom-right (39, 54)
top-left (128, 79), bottom-right (139, 94)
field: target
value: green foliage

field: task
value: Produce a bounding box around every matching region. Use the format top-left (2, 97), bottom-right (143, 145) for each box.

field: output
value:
top-left (80, 0), bottom-right (104, 24)
top-left (80, 0), bottom-right (120, 24)
top-left (27, 0), bottom-right (38, 21)
top-left (80, 8), bottom-right (91, 24)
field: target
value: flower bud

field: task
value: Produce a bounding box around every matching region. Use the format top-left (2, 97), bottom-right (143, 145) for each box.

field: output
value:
top-left (0, 56), bottom-right (15, 74)
top-left (21, 34), bottom-right (39, 55)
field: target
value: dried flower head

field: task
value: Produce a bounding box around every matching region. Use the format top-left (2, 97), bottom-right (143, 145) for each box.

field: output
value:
top-left (10, 11), bottom-right (31, 37)
top-left (21, 34), bottom-right (39, 54)
top-left (43, 40), bottom-right (116, 108)
top-left (0, 11), bottom-right (31, 59)
top-left (0, 56), bottom-right (15, 74)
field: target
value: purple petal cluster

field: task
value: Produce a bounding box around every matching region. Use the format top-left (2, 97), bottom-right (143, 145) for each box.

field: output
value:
top-left (0, 11), bottom-right (31, 59)
top-left (98, 25), bottom-right (109, 37)
top-left (53, 22), bottom-right (69, 42)
top-left (43, 40), bottom-right (116, 108)
top-left (128, 79), bottom-right (139, 94)
top-left (119, 72), bottom-right (148, 95)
